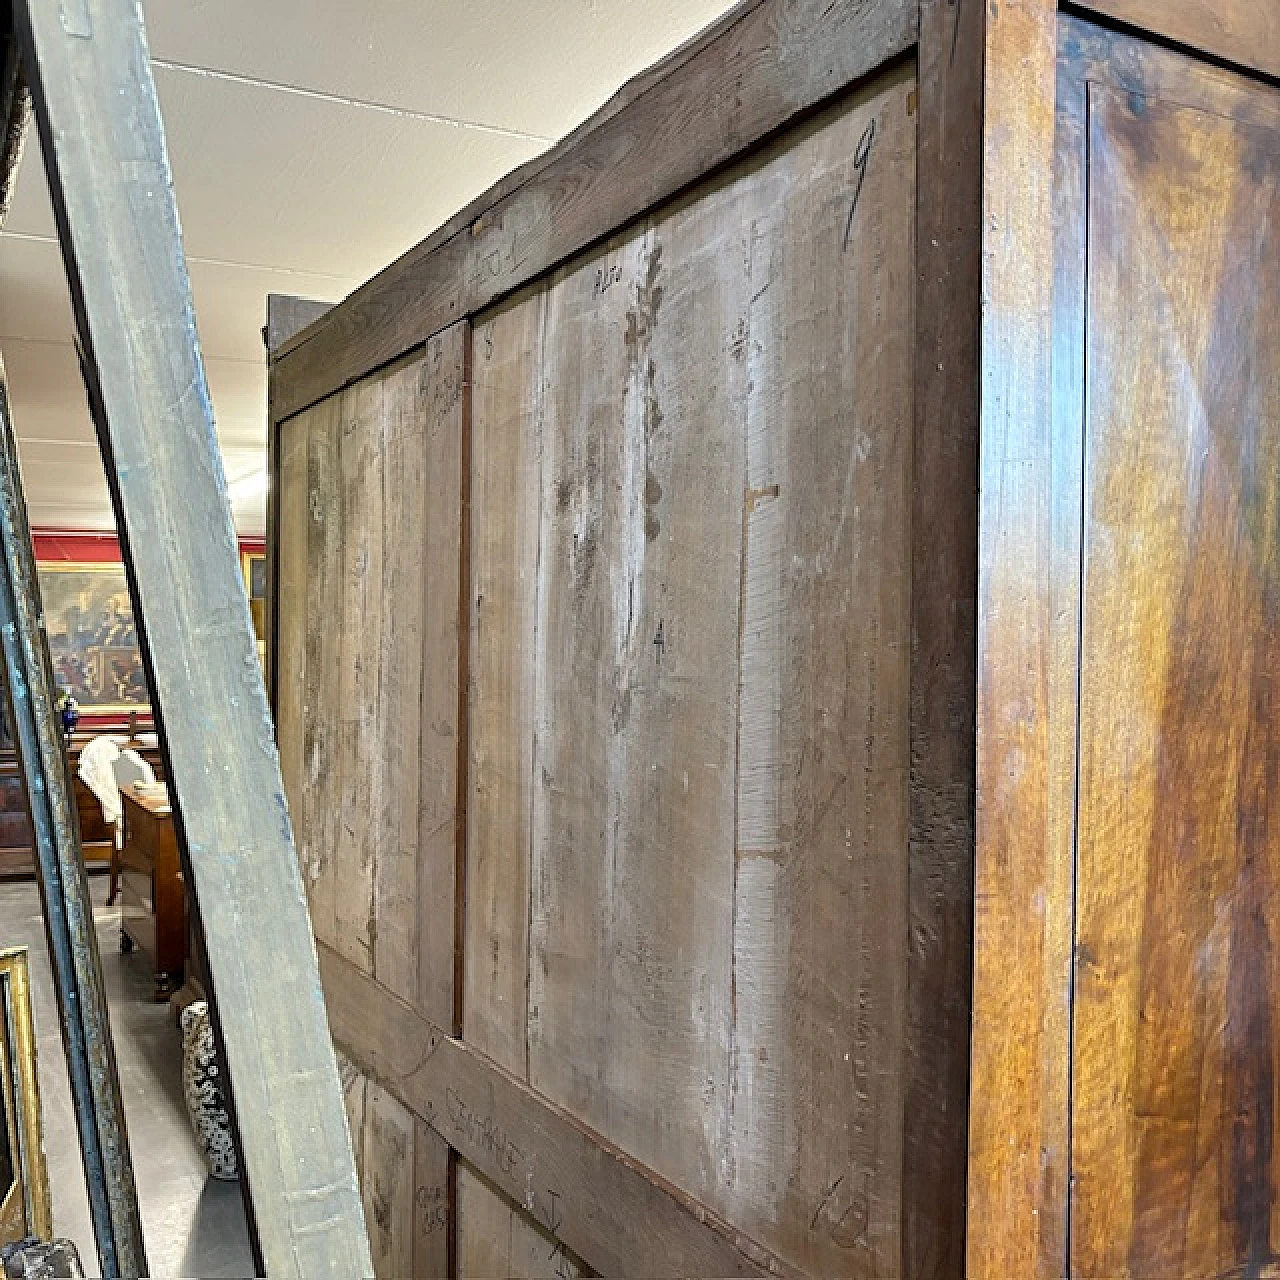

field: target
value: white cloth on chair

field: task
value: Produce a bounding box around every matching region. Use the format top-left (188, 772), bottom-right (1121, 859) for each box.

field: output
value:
top-left (77, 735), bottom-right (124, 825)
top-left (113, 748), bottom-right (155, 792)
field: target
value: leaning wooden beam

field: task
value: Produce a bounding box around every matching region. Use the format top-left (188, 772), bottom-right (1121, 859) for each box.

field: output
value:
top-left (319, 942), bottom-right (799, 1280)
top-left (0, 361), bottom-right (147, 1277)
top-left (270, 0), bottom-right (918, 421)
top-left (12, 3), bottom-right (372, 1275)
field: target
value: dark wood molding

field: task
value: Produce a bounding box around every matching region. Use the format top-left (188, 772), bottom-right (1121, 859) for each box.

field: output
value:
top-left (318, 942), bottom-right (800, 1280)
top-left (269, 0), bottom-right (917, 423)
top-left (904, 0), bottom-right (983, 1275)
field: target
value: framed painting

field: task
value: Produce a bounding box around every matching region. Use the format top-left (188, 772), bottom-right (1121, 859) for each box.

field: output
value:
top-left (242, 551), bottom-right (266, 662)
top-left (0, 948), bottom-right (51, 1247)
top-left (37, 562), bottom-right (150, 714)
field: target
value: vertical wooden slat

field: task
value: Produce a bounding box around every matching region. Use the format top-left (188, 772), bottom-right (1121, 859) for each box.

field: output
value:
top-left (334, 374), bottom-right (383, 976)
top-left (905, 1), bottom-right (983, 1275)
top-left (13, 3), bottom-right (371, 1273)
top-left (301, 394), bottom-right (344, 954)
top-left (967, 0), bottom-right (1066, 1277)
top-left (464, 294), bottom-right (546, 1077)
top-left (266, 293), bottom-right (332, 721)
top-left (275, 336), bottom-right (467, 1279)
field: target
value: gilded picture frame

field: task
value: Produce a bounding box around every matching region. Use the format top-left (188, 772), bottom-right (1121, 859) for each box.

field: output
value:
top-left (37, 561), bottom-right (150, 715)
top-left (0, 947), bottom-right (52, 1246)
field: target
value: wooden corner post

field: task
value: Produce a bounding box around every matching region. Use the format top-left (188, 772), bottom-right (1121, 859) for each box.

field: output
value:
top-left (12, 2), bottom-right (372, 1275)
top-left (968, 0), bottom-right (1066, 1277)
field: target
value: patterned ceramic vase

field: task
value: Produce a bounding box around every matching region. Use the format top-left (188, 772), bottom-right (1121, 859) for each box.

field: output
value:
top-left (180, 1000), bottom-right (239, 1180)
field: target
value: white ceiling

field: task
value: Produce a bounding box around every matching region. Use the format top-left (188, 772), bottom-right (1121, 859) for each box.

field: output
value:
top-left (1, 0), bottom-right (736, 535)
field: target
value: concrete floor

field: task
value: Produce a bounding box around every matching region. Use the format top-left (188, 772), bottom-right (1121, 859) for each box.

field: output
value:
top-left (0, 876), bottom-right (255, 1278)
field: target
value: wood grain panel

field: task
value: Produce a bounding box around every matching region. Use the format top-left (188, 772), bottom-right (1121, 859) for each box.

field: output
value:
top-left (338, 1050), bottom-right (441, 1279)
top-left (362, 1082), bottom-right (417, 1278)
top-left (300, 392), bottom-right (344, 954)
top-left (466, 67), bottom-right (916, 1277)
top-left (1071, 0), bottom-right (1280, 82)
top-left (276, 342), bottom-right (466, 1278)
top-left (464, 290), bottom-right (546, 1076)
top-left (413, 1116), bottom-right (450, 1280)
top-left (967, 0), bottom-right (1065, 1277)
top-left (332, 371), bottom-right (384, 973)
top-left (726, 72), bottom-right (914, 1277)
top-left (369, 356), bottom-right (428, 1004)
top-left (407, 325), bottom-right (467, 1027)
top-left (270, 0), bottom-right (917, 421)
top-left (274, 410), bottom-right (310, 915)
top-left (526, 201), bottom-right (744, 1218)
top-left (457, 1164), bottom-right (589, 1280)
top-left (1070, 78), bottom-right (1280, 1280)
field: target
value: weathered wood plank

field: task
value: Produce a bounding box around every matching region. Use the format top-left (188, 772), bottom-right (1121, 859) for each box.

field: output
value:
top-left (465, 71), bottom-right (917, 1277)
top-left (368, 357), bottom-right (429, 1005)
top-left (411, 324), bottom-right (467, 1029)
top-left (904, 1), bottom-right (982, 1276)
top-left (274, 409), bottom-right (310, 928)
top-left (362, 1083), bottom-right (417, 1279)
top-left (266, 293), bottom-right (334, 713)
top-left (457, 1164), bottom-right (589, 1280)
top-left (464, 291), bottom-right (545, 1076)
top-left (300, 393), bottom-right (344, 954)
top-left (413, 1117), bottom-right (450, 1280)
top-left (13, 1), bottom-right (371, 1272)
top-left (319, 942), bottom-right (791, 1279)
top-left (525, 203), bottom-right (744, 1210)
top-left (1071, 0), bottom-right (1279, 82)
top-left (729, 71), bottom-right (915, 1277)
top-left (333, 372), bottom-right (383, 975)
top-left (278, 341), bottom-right (466, 1276)
top-left (967, 0), bottom-right (1064, 1277)
top-left (270, 0), bottom-right (917, 421)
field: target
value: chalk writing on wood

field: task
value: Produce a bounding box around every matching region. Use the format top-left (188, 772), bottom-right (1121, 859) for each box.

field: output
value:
top-left (415, 1184), bottom-right (448, 1236)
top-left (444, 1087), bottom-right (524, 1177)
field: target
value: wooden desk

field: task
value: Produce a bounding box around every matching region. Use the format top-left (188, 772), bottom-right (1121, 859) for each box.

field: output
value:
top-left (0, 737), bottom-right (164, 878)
top-left (119, 784), bottom-right (185, 1000)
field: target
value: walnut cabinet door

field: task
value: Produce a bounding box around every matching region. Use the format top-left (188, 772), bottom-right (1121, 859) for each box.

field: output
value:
top-left (1056, 18), bottom-right (1280, 1279)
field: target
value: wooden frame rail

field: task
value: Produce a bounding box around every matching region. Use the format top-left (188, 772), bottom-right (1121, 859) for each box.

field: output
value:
top-left (318, 943), bottom-right (799, 1280)
top-left (268, 0), bottom-right (918, 423)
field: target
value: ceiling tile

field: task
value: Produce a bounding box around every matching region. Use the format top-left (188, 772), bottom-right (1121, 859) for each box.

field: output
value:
top-left (7, 69), bottom-right (547, 280)
top-left (140, 0), bottom-right (738, 139)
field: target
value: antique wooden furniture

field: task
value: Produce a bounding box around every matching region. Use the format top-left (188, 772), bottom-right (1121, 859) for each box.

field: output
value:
top-left (0, 737), bottom-right (162, 878)
top-left (267, 0), bottom-right (1278, 1276)
top-left (119, 785), bottom-right (185, 1000)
